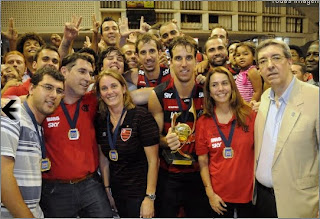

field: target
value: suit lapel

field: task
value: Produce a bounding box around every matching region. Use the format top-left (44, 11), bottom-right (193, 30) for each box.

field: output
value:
top-left (272, 79), bottom-right (303, 167)
top-left (256, 90), bottom-right (271, 163)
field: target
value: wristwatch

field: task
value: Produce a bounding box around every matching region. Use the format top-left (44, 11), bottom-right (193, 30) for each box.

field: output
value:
top-left (145, 193), bottom-right (156, 201)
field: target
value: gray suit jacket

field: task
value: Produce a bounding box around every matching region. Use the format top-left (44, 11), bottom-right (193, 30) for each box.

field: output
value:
top-left (254, 78), bottom-right (319, 218)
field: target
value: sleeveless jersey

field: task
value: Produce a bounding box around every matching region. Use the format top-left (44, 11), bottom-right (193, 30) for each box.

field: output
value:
top-left (154, 78), bottom-right (204, 173)
top-left (137, 67), bottom-right (171, 89)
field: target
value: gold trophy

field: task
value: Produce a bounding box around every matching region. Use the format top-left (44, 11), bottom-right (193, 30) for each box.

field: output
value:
top-left (162, 100), bottom-right (197, 165)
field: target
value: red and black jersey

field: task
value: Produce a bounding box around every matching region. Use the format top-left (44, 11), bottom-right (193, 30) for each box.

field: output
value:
top-left (137, 67), bottom-right (171, 89)
top-left (154, 78), bottom-right (204, 173)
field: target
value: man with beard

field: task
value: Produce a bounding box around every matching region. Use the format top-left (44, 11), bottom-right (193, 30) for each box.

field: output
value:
top-left (196, 27), bottom-right (232, 76)
top-left (16, 33), bottom-right (45, 77)
top-left (203, 37), bottom-right (229, 76)
top-left (1, 66), bottom-right (65, 218)
top-left (305, 41), bottom-right (319, 86)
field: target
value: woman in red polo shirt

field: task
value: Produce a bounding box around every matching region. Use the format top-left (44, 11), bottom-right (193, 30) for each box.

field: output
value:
top-left (195, 66), bottom-right (256, 218)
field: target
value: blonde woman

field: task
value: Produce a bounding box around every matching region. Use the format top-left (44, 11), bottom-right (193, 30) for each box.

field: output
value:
top-left (94, 70), bottom-right (159, 218)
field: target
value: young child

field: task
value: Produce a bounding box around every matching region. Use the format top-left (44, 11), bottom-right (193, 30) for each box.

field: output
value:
top-left (234, 42), bottom-right (262, 103)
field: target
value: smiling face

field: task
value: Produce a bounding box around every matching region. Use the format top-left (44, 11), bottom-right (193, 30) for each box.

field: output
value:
top-left (62, 58), bottom-right (93, 98)
top-left (122, 44), bottom-right (138, 69)
top-left (305, 43), bottom-right (319, 73)
top-left (258, 45), bottom-right (293, 89)
top-left (209, 72), bottom-right (232, 106)
top-left (206, 38), bottom-right (228, 67)
top-left (99, 75), bottom-right (126, 109)
top-left (101, 21), bottom-right (120, 46)
top-left (23, 39), bottom-right (41, 62)
top-left (102, 50), bottom-right (125, 74)
top-left (171, 45), bottom-right (196, 83)
top-left (29, 74), bottom-right (64, 121)
top-left (137, 40), bottom-right (160, 73)
top-left (33, 49), bottom-right (60, 71)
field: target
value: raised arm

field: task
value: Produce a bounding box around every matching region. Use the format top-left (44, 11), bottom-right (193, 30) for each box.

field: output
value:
top-left (90, 14), bottom-right (100, 53)
top-left (118, 17), bottom-right (131, 48)
top-left (1, 18), bottom-right (18, 51)
top-left (58, 15), bottom-right (82, 59)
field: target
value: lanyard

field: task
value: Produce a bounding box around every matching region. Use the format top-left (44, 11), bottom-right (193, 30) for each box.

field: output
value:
top-left (23, 102), bottom-right (46, 159)
top-left (106, 108), bottom-right (126, 150)
top-left (173, 85), bottom-right (195, 123)
top-left (212, 114), bottom-right (236, 148)
top-left (144, 71), bottom-right (163, 87)
top-left (60, 98), bottom-right (81, 129)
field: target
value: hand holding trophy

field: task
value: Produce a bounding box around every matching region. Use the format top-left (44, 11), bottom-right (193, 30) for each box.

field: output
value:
top-left (162, 100), bottom-right (197, 165)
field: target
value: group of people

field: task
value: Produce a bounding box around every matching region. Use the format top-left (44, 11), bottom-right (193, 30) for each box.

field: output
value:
top-left (1, 14), bottom-right (319, 219)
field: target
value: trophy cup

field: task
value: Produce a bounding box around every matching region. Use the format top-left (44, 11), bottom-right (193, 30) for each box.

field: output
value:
top-left (162, 100), bottom-right (197, 165)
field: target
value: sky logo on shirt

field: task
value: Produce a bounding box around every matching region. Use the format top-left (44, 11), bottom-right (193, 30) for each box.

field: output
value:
top-left (211, 137), bottom-right (222, 148)
top-left (164, 92), bottom-right (173, 98)
top-left (47, 116), bottom-right (60, 128)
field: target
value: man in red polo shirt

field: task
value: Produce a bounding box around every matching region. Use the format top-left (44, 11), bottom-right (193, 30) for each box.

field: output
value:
top-left (40, 53), bottom-right (113, 218)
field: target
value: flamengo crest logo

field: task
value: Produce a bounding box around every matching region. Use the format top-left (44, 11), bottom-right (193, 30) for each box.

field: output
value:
top-left (121, 128), bottom-right (132, 141)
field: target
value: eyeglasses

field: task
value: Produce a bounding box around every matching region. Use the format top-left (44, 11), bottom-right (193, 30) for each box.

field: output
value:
top-left (258, 55), bottom-right (286, 68)
top-left (38, 84), bottom-right (64, 95)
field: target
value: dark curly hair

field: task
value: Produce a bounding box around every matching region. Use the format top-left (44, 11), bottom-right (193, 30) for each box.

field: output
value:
top-left (16, 32), bottom-right (45, 54)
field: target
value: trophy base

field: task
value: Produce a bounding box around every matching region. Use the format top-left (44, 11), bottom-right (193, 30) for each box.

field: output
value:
top-left (162, 149), bottom-right (195, 165)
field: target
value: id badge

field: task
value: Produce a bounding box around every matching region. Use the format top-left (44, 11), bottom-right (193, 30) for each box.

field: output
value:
top-left (223, 148), bottom-right (234, 159)
top-left (109, 149), bottom-right (118, 161)
top-left (68, 128), bottom-right (80, 140)
top-left (41, 158), bottom-right (51, 172)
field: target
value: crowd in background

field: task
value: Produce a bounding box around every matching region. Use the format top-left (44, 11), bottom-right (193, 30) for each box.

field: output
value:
top-left (1, 14), bottom-right (319, 218)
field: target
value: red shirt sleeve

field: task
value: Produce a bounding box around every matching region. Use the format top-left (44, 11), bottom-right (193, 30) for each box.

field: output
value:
top-left (195, 115), bottom-right (209, 156)
top-left (3, 79), bottom-right (30, 97)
